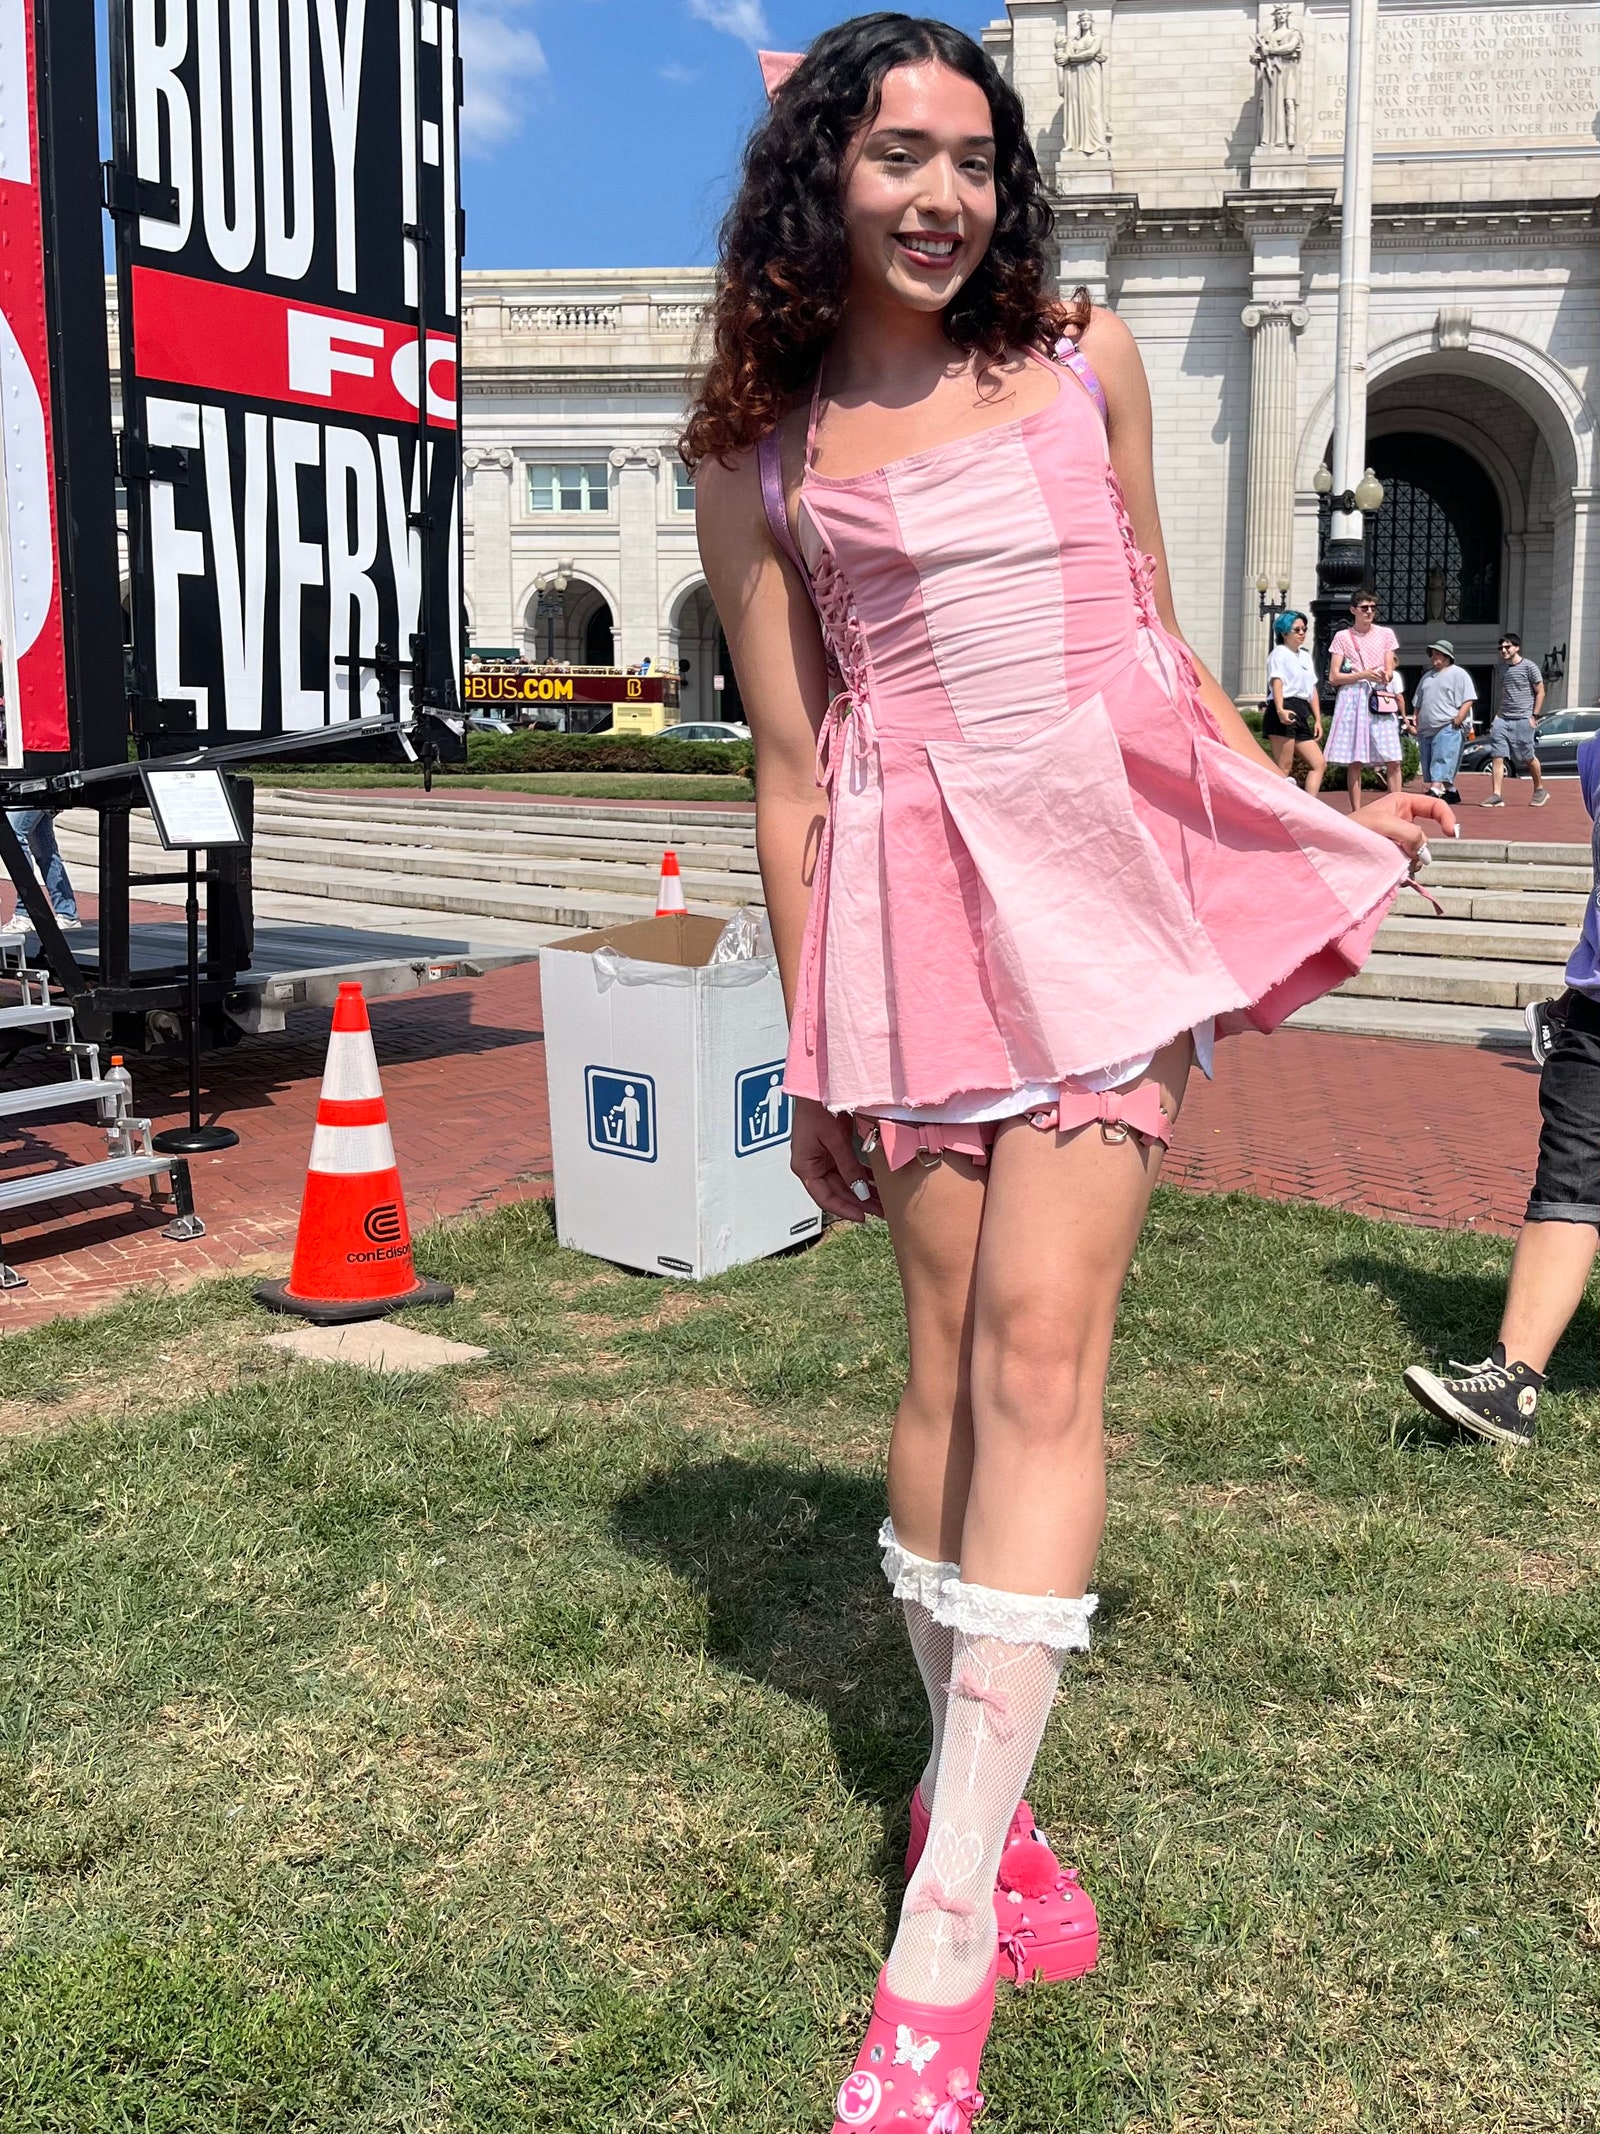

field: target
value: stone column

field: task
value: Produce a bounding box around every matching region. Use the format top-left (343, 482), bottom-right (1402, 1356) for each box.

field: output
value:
top-left (1239, 301), bottom-right (1308, 694)
top-left (610, 446), bottom-right (661, 667)
top-left (462, 448), bottom-right (514, 649)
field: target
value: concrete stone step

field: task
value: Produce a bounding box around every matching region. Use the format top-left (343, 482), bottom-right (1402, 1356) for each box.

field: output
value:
top-left (1373, 914), bottom-right (1579, 965)
top-left (99, 808), bottom-right (762, 880)
top-left (264, 788), bottom-right (758, 833)
top-left (1423, 860), bottom-right (1592, 893)
top-left (1445, 839), bottom-right (1590, 866)
top-left (1340, 952), bottom-right (1569, 1009)
top-left (1429, 887), bottom-right (1590, 925)
top-left (261, 791), bottom-right (758, 846)
top-left (238, 858), bottom-right (738, 931)
top-left (248, 809), bottom-right (763, 872)
top-left (1289, 993), bottom-right (1532, 1050)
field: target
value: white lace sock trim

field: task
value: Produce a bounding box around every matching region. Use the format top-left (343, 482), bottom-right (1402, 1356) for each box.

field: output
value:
top-left (878, 1516), bottom-right (958, 1608)
top-left (933, 1575), bottom-right (1099, 1653)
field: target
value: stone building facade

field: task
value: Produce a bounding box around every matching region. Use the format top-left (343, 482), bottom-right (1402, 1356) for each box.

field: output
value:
top-left (462, 0), bottom-right (1600, 715)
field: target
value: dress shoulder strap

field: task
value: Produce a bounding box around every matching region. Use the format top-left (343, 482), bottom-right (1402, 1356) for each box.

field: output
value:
top-left (1052, 336), bottom-right (1109, 427)
top-left (756, 429), bottom-right (808, 580)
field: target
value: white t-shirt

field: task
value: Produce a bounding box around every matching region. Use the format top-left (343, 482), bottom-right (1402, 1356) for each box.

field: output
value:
top-left (1266, 646), bottom-right (1318, 702)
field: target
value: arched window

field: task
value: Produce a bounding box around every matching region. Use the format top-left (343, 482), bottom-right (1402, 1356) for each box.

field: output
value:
top-left (1320, 433), bottom-right (1501, 626)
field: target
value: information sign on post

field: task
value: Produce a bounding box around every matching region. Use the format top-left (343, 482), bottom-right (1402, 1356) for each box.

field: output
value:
top-left (108, 0), bottom-right (465, 750)
top-left (139, 766), bottom-right (248, 1155)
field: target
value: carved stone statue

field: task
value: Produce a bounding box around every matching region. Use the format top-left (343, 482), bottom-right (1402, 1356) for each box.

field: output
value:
top-left (1055, 11), bottom-right (1109, 159)
top-left (1252, 5), bottom-right (1304, 152)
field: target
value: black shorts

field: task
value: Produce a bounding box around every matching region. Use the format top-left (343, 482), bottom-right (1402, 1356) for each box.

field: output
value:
top-left (1263, 695), bottom-right (1316, 741)
top-left (1527, 990), bottom-right (1600, 1226)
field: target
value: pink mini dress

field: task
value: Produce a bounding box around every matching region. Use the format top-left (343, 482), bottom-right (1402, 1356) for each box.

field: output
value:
top-left (755, 343), bottom-right (1407, 1146)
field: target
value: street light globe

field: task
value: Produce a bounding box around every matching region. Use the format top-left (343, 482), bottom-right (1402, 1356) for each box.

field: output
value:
top-left (1256, 573), bottom-right (1269, 593)
top-left (1312, 463), bottom-right (1333, 496)
top-left (1354, 468), bottom-right (1385, 513)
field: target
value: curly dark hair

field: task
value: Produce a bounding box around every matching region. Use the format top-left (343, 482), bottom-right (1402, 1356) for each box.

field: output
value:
top-left (681, 13), bottom-right (1087, 468)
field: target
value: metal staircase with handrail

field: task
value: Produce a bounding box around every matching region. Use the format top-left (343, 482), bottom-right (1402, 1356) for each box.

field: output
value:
top-left (0, 941), bottom-right (205, 1292)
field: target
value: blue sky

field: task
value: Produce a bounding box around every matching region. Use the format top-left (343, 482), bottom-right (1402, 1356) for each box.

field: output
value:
top-left (460, 1), bottom-right (997, 272)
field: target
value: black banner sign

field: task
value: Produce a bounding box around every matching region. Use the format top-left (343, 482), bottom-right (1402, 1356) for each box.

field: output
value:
top-left (109, 0), bottom-right (463, 746)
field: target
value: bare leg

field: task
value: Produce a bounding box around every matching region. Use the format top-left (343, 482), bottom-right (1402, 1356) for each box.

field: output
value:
top-left (870, 1144), bottom-right (985, 1566)
top-left (1297, 739), bottom-right (1326, 796)
top-left (1499, 1220), bottom-right (1599, 1373)
top-left (1347, 762), bottom-right (1364, 812)
top-left (1491, 756), bottom-right (1506, 799)
top-left (1268, 734), bottom-right (1295, 779)
top-left (1530, 754), bottom-right (1545, 797)
top-left (960, 1035), bottom-right (1194, 1597)
top-left (1384, 762), bottom-right (1404, 797)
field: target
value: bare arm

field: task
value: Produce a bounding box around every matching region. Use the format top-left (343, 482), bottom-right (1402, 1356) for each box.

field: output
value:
top-left (695, 441), bottom-right (880, 1221)
top-left (1078, 307), bottom-right (1274, 770)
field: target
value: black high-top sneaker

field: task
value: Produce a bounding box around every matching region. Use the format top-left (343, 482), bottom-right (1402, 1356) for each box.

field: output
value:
top-left (1402, 1343), bottom-right (1543, 1445)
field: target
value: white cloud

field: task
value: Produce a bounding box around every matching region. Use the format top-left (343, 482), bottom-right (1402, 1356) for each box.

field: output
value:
top-left (659, 59), bottom-right (701, 83)
top-left (687, 0), bottom-right (771, 48)
top-left (458, 1), bottom-right (549, 151)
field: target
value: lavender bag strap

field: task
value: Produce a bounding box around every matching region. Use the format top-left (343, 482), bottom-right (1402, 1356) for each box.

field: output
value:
top-left (1053, 336), bottom-right (1109, 428)
top-left (757, 430), bottom-right (812, 587)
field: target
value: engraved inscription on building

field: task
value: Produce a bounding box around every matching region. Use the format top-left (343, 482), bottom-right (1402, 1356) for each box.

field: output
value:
top-left (1313, 6), bottom-right (1600, 146)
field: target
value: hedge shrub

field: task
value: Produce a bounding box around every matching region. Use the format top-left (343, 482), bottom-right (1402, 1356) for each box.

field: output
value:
top-left (465, 730), bottom-right (753, 778)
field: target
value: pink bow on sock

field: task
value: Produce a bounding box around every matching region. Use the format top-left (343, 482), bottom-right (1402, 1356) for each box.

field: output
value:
top-left (945, 1670), bottom-right (1017, 1740)
top-left (907, 1883), bottom-right (979, 1945)
top-left (758, 49), bottom-right (802, 99)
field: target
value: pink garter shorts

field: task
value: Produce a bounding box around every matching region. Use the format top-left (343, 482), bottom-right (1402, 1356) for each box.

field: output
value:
top-left (857, 1083), bottom-right (1173, 1172)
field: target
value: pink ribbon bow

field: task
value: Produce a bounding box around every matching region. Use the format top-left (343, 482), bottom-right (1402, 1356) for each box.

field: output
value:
top-left (928, 2070), bottom-right (986, 2130)
top-left (906, 1884), bottom-right (979, 1945)
top-left (997, 1927), bottom-right (1036, 1976)
top-left (758, 49), bottom-right (803, 99)
top-left (946, 1670), bottom-right (1017, 1740)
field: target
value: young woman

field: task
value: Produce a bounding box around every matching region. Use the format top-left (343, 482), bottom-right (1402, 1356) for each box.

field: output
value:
top-left (687, 18), bottom-right (1449, 2127)
top-left (1262, 609), bottom-right (1324, 794)
top-left (1325, 589), bottom-right (1404, 812)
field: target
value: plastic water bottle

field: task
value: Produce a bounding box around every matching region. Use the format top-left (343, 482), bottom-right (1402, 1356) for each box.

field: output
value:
top-left (103, 1055), bottom-right (134, 1156)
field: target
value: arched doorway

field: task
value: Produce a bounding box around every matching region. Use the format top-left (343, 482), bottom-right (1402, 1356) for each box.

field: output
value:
top-left (669, 580), bottom-right (744, 722)
top-left (521, 578), bottom-right (616, 668)
top-left (1299, 344), bottom-right (1591, 708)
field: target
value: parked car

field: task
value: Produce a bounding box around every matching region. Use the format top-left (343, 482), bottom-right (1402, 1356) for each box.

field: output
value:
top-left (658, 720), bottom-right (753, 743)
top-left (464, 714), bottom-right (515, 735)
top-left (1460, 707), bottom-right (1600, 775)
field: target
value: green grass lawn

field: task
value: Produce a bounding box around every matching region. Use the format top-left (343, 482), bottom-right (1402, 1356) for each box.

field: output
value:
top-left (252, 769), bottom-right (754, 801)
top-left (0, 1192), bottom-right (1596, 2131)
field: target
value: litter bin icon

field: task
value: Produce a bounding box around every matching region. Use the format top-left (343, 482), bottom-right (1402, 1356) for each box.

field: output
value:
top-left (586, 1067), bottom-right (657, 1162)
top-left (735, 1061), bottom-right (792, 1156)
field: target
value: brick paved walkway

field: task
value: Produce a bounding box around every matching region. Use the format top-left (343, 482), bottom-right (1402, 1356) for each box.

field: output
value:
top-left (0, 948), bottom-right (1543, 1330)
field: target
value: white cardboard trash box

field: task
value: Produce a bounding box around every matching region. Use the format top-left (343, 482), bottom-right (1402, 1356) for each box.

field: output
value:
top-left (540, 914), bottom-right (825, 1280)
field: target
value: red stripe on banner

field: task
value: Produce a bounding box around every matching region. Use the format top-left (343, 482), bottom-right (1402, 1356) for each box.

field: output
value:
top-left (130, 267), bottom-right (458, 431)
top-left (0, 1), bottom-right (72, 754)
top-left (316, 1097), bottom-right (391, 1127)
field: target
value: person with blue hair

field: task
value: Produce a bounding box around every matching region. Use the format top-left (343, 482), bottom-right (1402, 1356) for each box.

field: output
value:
top-left (1262, 608), bottom-right (1324, 794)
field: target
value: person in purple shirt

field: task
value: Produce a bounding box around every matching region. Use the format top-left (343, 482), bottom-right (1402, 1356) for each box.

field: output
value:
top-left (1404, 730), bottom-right (1600, 1445)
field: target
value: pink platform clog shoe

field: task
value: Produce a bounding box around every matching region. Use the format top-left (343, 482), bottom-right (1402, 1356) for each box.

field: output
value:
top-left (906, 1789), bottom-right (1099, 1988)
top-left (830, 1955), bottom-right (997, 2132)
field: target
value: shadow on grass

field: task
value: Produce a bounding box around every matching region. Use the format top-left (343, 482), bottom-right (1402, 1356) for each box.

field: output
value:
top-left (1328, 1248), bottom-right (1600, 1393)
top-left (613, 1458), bottom-right (928, 1857)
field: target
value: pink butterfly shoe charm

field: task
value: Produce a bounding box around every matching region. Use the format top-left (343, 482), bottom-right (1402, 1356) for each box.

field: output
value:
top-left (830, 1959), bottom-right (996, 2134)
top-left (905, 1791), bottom-right (1099, 1988)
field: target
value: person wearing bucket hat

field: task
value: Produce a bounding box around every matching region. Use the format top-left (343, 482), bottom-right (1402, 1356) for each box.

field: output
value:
top-left (688, 19), bottom-right (1453, 2129)
top-left (1411, 638), bottom-right (1476, 807)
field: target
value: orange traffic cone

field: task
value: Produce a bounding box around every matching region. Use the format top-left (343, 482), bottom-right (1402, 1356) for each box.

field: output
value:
top-left (655, 849), bottom-right (687, 916)
top-left (255, 983), bottom-right (453, 1323)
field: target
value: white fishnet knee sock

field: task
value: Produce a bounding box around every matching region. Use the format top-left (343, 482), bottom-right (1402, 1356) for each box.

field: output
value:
top-left (884, 1581), bottom-right (1096, 2007)
top-left (879, 1521), bottom-right (958, 1804)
